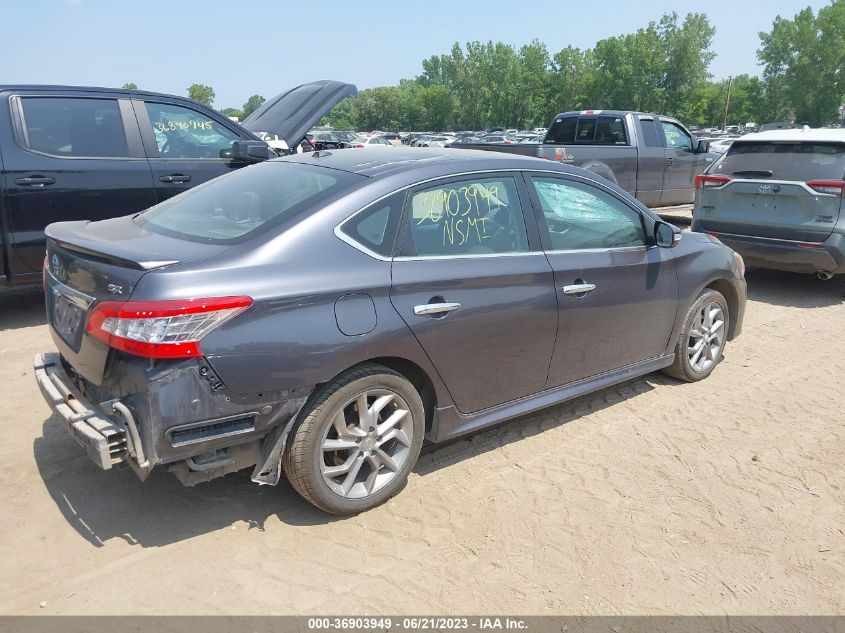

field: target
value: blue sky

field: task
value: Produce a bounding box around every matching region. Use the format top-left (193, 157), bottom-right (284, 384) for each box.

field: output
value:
top-left (0, 0), bottom-right (830, 109)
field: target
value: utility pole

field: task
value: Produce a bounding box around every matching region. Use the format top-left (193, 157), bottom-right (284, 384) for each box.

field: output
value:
top-left (723, 75), bottom-right (733, 131)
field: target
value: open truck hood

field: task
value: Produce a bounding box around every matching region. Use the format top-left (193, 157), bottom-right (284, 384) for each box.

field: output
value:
top-left (240, 80), bottom-right (357, 149)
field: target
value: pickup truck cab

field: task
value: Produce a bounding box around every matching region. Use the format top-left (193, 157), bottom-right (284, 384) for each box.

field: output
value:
top-left (462, 110), bottom-right (715, 207)
top-left (0, 81), bottom-right (356, 287)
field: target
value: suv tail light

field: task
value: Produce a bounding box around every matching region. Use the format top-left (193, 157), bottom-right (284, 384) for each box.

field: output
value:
top-left (694, 174), bottom-right (732, 189)
top-left (807, 180), bottom-right (845, 196)
top-left (86, 296), bottom-right (253, 359)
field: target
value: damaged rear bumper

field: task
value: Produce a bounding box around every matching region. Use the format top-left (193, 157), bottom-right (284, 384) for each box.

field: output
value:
top-left (34, 352), bottom-right (129, 470)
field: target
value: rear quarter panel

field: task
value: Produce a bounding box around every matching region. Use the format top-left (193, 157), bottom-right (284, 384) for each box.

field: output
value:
top-left (127, 190), bottom-right (454, 407)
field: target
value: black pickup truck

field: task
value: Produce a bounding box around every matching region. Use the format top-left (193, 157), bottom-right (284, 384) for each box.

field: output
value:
top-left (0, 81), bottom-right (356, 287)
top-left (459, 110), bottom-right (716, 208)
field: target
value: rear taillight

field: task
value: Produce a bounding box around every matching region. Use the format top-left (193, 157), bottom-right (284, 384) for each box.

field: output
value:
top-left (86, 296), bottom-right (252, 359)
top-left (694, 174), bottom-right (732, 189)
top-left (807, 180), bottom-right (845, 196)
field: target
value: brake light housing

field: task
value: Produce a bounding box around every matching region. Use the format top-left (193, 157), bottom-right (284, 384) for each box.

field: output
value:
top-left (694, 174), bottom-right (732, 189)
top-left (86, 296), bottom-right (253, 359)
top-left (807, 180), bottom-right (845, 196)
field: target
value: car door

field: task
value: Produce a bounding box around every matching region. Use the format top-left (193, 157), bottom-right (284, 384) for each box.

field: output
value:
top-left (134, 99), bottom-right (251, 203)
top-left (525, 173), bottom-right (679, 388)
top-left (633, 116), bottom-right (666, 207)
top-left (659, 119), bottom-right (698, 205)
top-left (389, 173), bottom-right (558, 414)
top-left (2, 93), bottom-right (155, 279)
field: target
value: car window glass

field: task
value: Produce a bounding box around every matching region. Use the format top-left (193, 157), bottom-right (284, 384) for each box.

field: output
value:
top-left (136, 162), bottom-right (358, 243)
top-left (403, 176), bottom-right (529, 256)
top-left (547, 117), bottom-right (576, 143)
top-left (575, 118), bottom-right (597, 143)
top-left (595, 116), bottom-right (627, 145)
top-left (713, 142), bottom-right (845, 181)
top-left (639, 119), bottom-right (662, 147)
top-left (19, 97), bottom-right (127, 157)
top-left (661, 121), bottom-right (692, 151)
top-left (531, 177), bottom-right (645, 250)
top-left (340, 192), bottom-right (405, 257)
top-left (144, 102), bottom-right (240, 159)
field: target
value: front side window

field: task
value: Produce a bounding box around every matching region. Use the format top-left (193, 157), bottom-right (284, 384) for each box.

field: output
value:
top-left (661, 121), bottom-right (692, 151)
top-left (403, 176), bottom-right (529, 256)
top-left (136, 162), bottom-right (358, 243)
top-left (144, 102), bottom-right (240, 159)
top-left (530, 177), bottom-right (645, 250)
top-left (19, 97), bottom-right (127, 157)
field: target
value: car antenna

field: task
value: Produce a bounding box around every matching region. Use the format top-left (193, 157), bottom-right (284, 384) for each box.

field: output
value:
top-left (312, 150), bottom-right (332, 158)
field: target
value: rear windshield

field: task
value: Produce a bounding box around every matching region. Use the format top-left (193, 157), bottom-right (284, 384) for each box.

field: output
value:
top-left (713, 141), bottom-right (845, 181)
top-left (135, 162), bottom-right (360, 243)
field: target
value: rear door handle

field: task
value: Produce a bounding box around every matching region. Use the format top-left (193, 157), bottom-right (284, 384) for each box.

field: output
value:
top-left (14, 176), bottom-right (55, 188)
top-left (665, 157), bottom-right (674, 166)
top-left (159, 174), bottom-right (191, 183)
top-left (414, 302), bottom-right (461, 316)
top-left (562, 283), bottom-right (596, 296)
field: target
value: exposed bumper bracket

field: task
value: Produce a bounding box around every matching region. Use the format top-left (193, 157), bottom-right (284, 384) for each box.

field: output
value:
top-left (34, 352), bottom-right (128, 470)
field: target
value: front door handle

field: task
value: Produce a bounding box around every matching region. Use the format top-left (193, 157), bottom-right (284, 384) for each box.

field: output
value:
top-left (666, 157), bottom-right (674, 166)
top-left (414, 302), bottom-right (462, 316)
top-left (159, 174), bottom-right (192, 183)
top-left (14, 175), bottom-right (55, 188)
top-left (562, 283), bottom-right (596, 296)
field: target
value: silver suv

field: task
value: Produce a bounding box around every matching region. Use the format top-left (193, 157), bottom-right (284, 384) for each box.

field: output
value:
top-left (692, 129), bottom-right (845, 279)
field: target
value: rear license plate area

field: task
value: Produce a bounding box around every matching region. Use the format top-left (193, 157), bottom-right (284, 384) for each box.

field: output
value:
top-left (51, 290), bottom-right (84, 348)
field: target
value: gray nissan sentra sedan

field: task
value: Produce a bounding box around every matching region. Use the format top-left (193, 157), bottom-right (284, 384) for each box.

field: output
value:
top-left (35, 148), bottom-right (746, 514)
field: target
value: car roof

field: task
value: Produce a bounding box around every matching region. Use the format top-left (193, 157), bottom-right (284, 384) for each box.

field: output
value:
top-left (0, 84), bottom-right (197, 102)
top-left (735, 128), bottom-right (845, 143)
top-left (277, 147), bottom-right (562, 179)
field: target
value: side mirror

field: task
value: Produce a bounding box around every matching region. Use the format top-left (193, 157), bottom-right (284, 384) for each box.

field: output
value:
top-left (220, 140), bottom-right (272, 162)
top-left (694, 139), bottom-right (710, 154)
top-left (654, 221), bottom-right (681, 248)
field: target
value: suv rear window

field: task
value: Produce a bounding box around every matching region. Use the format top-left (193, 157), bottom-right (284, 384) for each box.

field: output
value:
top-left (136, 162), bottom-right (360, 243)
top-left (713, 142), bottom-right (845, 181)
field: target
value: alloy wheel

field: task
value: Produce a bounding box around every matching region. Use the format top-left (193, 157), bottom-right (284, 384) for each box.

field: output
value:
top-left (687, 302), bottom-right (725, 373)
top-left (319, 389), bottom-right (414, 499)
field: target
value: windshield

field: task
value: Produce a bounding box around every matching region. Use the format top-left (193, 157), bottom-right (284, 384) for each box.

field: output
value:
top-left (712, 141), bottom-right (845, 181)
top-left (135, 162), bottom-right (360, 243)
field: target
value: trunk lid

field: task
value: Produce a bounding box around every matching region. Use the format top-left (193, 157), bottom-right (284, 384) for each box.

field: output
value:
top-left (44, 217), bottom-right (229, 384)
top-left (696, 140), bottom-right (845, 241)
top-left (240, 80), bottom-right (357, 150)
top-left (696, 179), bottom-right (843, 241)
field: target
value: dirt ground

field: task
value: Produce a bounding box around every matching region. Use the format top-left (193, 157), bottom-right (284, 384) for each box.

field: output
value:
top-left (0, 268), bottom-right (843, 615)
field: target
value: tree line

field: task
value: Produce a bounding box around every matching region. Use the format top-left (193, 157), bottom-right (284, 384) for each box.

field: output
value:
top-left (125, 1), bottom-right (845, 131)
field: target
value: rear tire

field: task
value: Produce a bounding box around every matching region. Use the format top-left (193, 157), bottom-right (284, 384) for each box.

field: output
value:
top-left (283, 363), bottom-right (425, 515)
top-left (663, 289), bottom-right (729, 382)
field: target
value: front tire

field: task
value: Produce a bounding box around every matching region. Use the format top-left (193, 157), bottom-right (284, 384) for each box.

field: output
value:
top-left (283, 364), bottom-right (425, 515)
top-left (663, 289), bottom-right (729, 382)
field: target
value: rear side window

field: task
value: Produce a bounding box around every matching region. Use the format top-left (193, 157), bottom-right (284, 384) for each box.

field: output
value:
top-left (19, 97), bottom-right (127, 157)
top-left (402, 176), bottom-right (529, 256)
top-left (340, 192), bottom-right (405, 257)
top-left (136, 162), bottom-right (359, 243)
top-left (547, 117), bottom-right (576, 144)
top-left (713, 142), bottom-right (845, 181)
